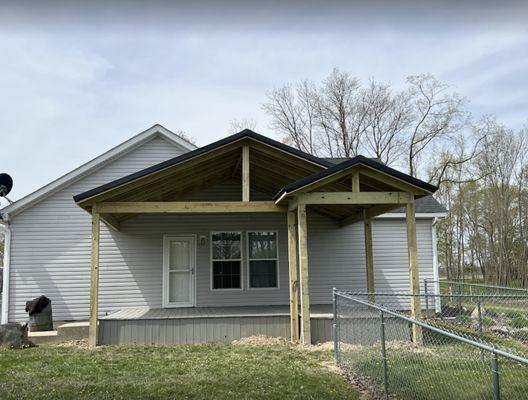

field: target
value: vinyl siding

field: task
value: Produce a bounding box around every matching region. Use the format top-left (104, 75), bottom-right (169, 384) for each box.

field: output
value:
top-left (99, 212), bottom-right (434, 316)
top-left (308, 212), bottom-right (434, 304)
top-left (8, 136), bottom-right (188, 321)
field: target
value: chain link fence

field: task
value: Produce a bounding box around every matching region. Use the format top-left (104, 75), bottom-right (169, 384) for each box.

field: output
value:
top-left (422, 280), bottom-right (528, 348)
top-left (333, 289), bottom-right (528, 400)
top-left (427, 280), bottom-right (528, 296)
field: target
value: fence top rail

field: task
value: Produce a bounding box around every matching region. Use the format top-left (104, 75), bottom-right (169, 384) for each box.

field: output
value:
top-left (334, 290), bottom-right (528, 365)
top-left (339, 290), bottom-right (528, 300)
top-left (425, 279), bottom-right (528, 293)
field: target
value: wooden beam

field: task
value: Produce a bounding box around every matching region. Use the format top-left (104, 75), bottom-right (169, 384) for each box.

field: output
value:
top-left (100, 214), bottom-right (120, 231)
top-left (406, 194), bottom-right (422, 343)
top-left (297, 192), bottom-right (410, 205)
top-left (88, 205), bottom-right (100, 347)
top-left (364, 210), bottom-right (375, 299)
top-left (97, 201), bottom-right (286, 214)
top-left (231, 153), bottom-right (242, 177)
top-left (352, 170), bottom-right (360, 192)
top-left (242, 145), bottom-right (250, 202)
top-left (287, 211), bottom-right (299, 342)
top-left (297, 203), bottom-right (311, 344)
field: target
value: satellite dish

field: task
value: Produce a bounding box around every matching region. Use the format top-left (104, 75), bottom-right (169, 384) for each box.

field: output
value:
top-left (0, 173), bottom-right (13, 199)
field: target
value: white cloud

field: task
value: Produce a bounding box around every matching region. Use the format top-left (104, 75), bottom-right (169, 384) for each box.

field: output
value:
top-left (0, 3), bottom-right (527, 200)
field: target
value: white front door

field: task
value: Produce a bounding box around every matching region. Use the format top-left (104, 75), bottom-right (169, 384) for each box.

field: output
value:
top-left (163, 236), bottom-right (195, 307)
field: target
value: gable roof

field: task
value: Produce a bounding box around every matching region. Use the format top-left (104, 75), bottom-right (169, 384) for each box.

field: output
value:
top-left (0, 124), bottom-right (197, 219)
top-left (72, 128), bottom-right (445, 218)
top-left (275, 154), bottom-right (438, 201)
top-left (73, 129), bottom-right (332, 204)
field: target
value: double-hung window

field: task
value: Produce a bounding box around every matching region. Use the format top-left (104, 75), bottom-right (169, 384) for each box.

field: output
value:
top-left (211, 232), bottom-right (242, 290)
top-left (247, 231), bottom-right (278, 289)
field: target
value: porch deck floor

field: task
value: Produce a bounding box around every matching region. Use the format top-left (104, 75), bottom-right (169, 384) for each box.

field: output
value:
top-left (101, 304), bottom-right (333, 320)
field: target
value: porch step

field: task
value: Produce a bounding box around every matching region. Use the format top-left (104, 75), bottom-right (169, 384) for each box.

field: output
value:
top-left (28, 330), bottom-right (59, 345)
top-left (27, 321), bottom-right (89, 344)
top-left (57, 321), bottom-right (89, 341)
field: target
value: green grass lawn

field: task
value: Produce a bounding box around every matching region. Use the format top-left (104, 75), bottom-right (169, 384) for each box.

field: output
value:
top-left (343, 341), bottom-right (528, 400)
top-left (0, 342), bottom-right (359, 400)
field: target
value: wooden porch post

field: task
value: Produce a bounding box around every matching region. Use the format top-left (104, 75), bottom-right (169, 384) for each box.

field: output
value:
top-left (242, 145), bottom-right (250, 202)
top-left (297, 203), bottom-right (311, 344)
top-left (287, 210), bottom-right (299, 342)
top-left (363, 210), bottom-right (375, 295)
top-left (88, 204), bottom-right (100, 347)
top-left (406, 194), bottom-right (422, 343)
top-left (353, 170), bottom-right (375, 295)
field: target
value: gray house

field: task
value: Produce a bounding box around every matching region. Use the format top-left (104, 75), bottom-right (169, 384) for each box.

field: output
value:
top-left (1, 125), bottom-right (445, 346)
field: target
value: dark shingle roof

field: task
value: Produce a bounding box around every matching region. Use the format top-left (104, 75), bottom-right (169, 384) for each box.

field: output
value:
top-left (388, 195), bottom-right (446, 214)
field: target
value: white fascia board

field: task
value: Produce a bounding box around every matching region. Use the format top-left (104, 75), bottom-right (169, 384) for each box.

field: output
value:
top-left (0, 124), bottom-right (196, 218)
top-left (374, 212), bottom-right (447, 219)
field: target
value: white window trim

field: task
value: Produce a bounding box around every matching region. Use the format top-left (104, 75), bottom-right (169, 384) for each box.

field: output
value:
top-left (246, 230), bottom-right (280, 290)
top-left (210, 231), bottom-right (243, 291)
top-left (162, 235), bottom-right (197, 308)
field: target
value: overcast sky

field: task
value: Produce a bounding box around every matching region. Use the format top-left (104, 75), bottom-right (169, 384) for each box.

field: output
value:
top-left (1, 0), bottom-right (527, 201)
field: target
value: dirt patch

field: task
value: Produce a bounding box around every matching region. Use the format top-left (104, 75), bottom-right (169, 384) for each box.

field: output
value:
top-left (232, 335), bottom-right (291, 347)
top-left (340, 366), bottom-right (387, 400)
top-left (54, 339), bottom-right (90, 349)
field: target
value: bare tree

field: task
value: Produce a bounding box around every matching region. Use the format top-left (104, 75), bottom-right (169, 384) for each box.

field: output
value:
top-left (173, 130), bottom-right (197, 145)
top-left (263, 69), bottom-right (369, 158)
top-left (228, 118), bottom-right (258, 135)
top-left (262, 84), bottom-right (317, 154)
top-left (362, 80), bottom-right (410, 166)
top-left (406, 74), bottom-right (469, 178)
top-left (263, 69), bottom-right (469, 175)
top-left (316, 68), bottom-right (367, 157)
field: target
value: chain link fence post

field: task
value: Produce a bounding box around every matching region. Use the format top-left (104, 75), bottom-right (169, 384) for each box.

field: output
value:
top-left (477, 300), bottom-right (484, 335)
top-left (492, 350), bottom-right (500, 400)
top-left (380, 309), bottom-right (389, 400)
top-left (424, 280), bottom-right (430, 319)
top-left (477, 300), bottom-right (485, 363)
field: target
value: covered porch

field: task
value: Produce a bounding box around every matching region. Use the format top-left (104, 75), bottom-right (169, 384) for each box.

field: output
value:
top-left (73, 130), bottom-right (437, 346)
top-left (98, 305), bottom-right (333, 345)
